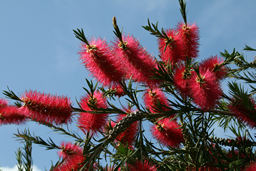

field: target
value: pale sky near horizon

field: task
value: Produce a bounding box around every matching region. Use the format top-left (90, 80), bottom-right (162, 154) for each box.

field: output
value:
top-left (0, 0), bottom-right (256, 170)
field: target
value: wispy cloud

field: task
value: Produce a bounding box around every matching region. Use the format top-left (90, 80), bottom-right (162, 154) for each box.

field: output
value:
top-left (0, 165), bottom-right (41, 171)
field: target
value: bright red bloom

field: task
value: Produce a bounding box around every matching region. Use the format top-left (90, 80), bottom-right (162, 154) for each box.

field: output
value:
top-left (159, 29), bottom-right (184, 64)
top-left (144, 88), bottom-right (170, 113)
top-left (245, 162), bottom-right (256, 171)
top-left (0, 99), bottom-right (28, 125)
top-left (128, 160), bottom-right (157, 171)
top-left (190, 70), bottom-right (222, 110)
top-left (78, 91), bottom-right (108, 133)
top-left (151, 118), bottom-right (184, 147)
top-left (200, 56), bottom-right (227, 80)
top-left (110, 84), bottom-right (125, 97)
top-left (54, 142), bottom-right (85, 171)
top-left (22, 90), bottom-right (72, 124)
top-left (177, 23), bottom-right (199, 59)
top-left (80, 38), bottom-right (125, 86)
top-left (227, 149), bottom-right (247, 160)
top-left (0, 99), bottom-right (8, 108)
top-left (228, 99), bottom-right (256, 127)
top-left (173, 65), bottom-right (194, 96)
top-left (0, 105), bottom-right (28, 125)
top-left (113, 35), bottom-right (158, 87)
top-left (111, 113), bottom-right (138, 146)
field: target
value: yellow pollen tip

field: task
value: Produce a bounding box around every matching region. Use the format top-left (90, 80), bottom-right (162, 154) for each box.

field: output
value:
top-left (86, 45), bottom-right (97, 53)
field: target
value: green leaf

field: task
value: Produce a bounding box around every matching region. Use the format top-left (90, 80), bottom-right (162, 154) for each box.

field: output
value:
top-left (244, 45), bottom-right (256, 51)
top-left (73, 28), bottom-right (90, 45)
top-left (179, 0), bottom-right (187, 24)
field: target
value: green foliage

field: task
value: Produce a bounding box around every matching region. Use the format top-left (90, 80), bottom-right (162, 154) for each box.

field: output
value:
top-left (15, 139), bottom-right (33, 171)
top-left (73, 28), bottom-right (90, 45)
top-left (2, 0), bottom-right (256, 170)
top-left (15, 129), bottom-right (61, 151)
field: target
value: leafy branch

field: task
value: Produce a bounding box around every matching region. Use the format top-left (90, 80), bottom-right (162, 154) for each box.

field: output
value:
top-left (179, 0), bottom-right (187, 25)
top-left (3, 87), bottom-right (22, 102)
top-left (112, 16), bottom-right (124, 45)
top-left (142, 19), bottom-right (169, 40)
top-left (15, 129), bottom-right (61, 150)
top-left (36, 121), bottom-right (84, 144)
top-left (244, 45), bottom-right (256, 51)
top-left (73, 28), bottom-right (90, 45)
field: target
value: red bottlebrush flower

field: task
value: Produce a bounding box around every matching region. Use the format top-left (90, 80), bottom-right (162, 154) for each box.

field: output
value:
top-left (0, 99), bottom-right (8, 108)
top-left (80, 38), bottom-right (125, 86)
top-left (228, 98), bottom-right (256, 127)
top-left (112, 35), bottom-right (158, 87)
top-left (110, 84), bottom-right (125, 97)
top-left (177, 23), bottom-right (199, 59)
top-left (227, 149), bottom-right (247, 160)
top-left (200, 56), bottom-right (227, 80)
top-left (111, 113), bottom-right (138, 146)
top-left (144, 88), bottom-right (170, 113)
top-left (173, 65), bottom-right (194, 96)
top-left (158, 29), bottom-right (184, 65)
top-left (22, 90), bottom-right (72, 124)
top-left (78, 91), bottom-right (108, 133)
top-left (151, 118), bottom-right (184, 147)
top-left (190, 70), bottom-right (222, 110)
top-left (0, 106), bottom-right (28, 125)
top-left (245, 162), bottom-right (256, 171)
top-left (54, 142), bottom-right (85, 171)
top-left (128, 160), bottom-right (157, 171)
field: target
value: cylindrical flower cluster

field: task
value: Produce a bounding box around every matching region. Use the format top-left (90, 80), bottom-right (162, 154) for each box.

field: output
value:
top-left (80, 38), bottom-right (125, 86)
top-left (21, 90), bottom-right (72, 124)
top-left (54, 142), bottom-right (85, 171)
top-left (110, 112), bottom-right (138, 147)
top-left (112, 35), bottom-right (158, 87)
top-left (78, 91), bottom-right (108, 134)
top-left (0, 99), bottom-right (28, 125)
top-left (128, 160), bottom-right (157, 171)
top-left (144, 88), bottom-right (170, 113)
top-left (151, 117), bottom-right (184, 147)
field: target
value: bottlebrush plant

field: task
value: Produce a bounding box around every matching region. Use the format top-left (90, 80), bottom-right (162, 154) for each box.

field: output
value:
top-left (1, 0), bottom-right (256, 170)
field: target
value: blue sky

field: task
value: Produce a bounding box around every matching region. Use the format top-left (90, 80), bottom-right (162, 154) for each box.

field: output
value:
top-left (0, 0), bottom-right (256, 170)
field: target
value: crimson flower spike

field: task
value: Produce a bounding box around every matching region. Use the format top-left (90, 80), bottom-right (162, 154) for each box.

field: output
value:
top-left (228, 101), bottom-right (256, 128)
top-left (144, 88), bottom-right (170, 113)
top-left (228, 82), bottom-right (256, 127)
top-left (159, 23), bottom-right (199, 64)
top-left (110, 84), bottom-right (125, 97)
top-left (189, 68), bottom-right (222, 110)
top-left (151, 117), bottom-right (184, 147)
top-left (177, 23), bottom-right (199, 59)
top-left (0, 99), bottom-right (8, 107)
top-left (110, 109), bottom-right (138, 147)
top-left (128, 160), bottom-right (157, 171)
top-left (173, 64), bottom-right (194, 97)
top-left (112, 17), bottom-right (158, 87)
top-left (75, 28), bottom-right (125, 86)
top-left (245, 162), bottom-right (256, 171)
top-left (0, 99), bottom-right (28, 125)
top-left (200, 56), bottom-right (227, 80)
top-left (21, 90), bottom-right (72, 124)
top-left (78, 91), bottom-right (108, 134)
top-left (54, 142), bottom-right (85, 171)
